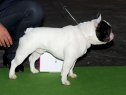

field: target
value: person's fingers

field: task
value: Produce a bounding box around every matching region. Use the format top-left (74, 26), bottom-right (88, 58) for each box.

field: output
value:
top-left (7, 35), bottom-right (13, 45)
top-left (5, 35), bottom-right (13, 47)
top-left (4, 37), bottom-right (10, 47)
top-left (0, 23), bottom-right (13, 47)
top-left (9, 37), bottom-right (13, 45)
top-left (1, 38), bottom-right (6, 47)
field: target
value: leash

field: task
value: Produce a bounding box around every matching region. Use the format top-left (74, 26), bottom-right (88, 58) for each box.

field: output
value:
top-left (58, 0), bottom-right (79, 25)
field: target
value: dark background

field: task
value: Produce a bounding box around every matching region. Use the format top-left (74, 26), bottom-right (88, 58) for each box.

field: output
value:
top-left (0, 0), bottom-right (126, 67)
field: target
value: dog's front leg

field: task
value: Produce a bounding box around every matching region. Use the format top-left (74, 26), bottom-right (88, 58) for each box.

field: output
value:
top-left (68, 61), bottom-right (77, 78)
top-left (61, 59), bottom-right (75, 85)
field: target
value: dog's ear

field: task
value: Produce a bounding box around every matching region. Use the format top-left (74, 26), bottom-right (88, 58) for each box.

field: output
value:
top-left (94, 13), bottom-right (101, 27)
top-left (96, 13), bottom-right (101, 19)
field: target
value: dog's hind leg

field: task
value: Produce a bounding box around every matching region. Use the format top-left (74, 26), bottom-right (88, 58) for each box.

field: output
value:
top-left (9, 53), bottom-right (30, 79)
top-left (9, 59), bottom-right (17, 79)
top-left (29, 51), bottom-right (41, 74)
top-left (9, 45), bottom-right (37, 79)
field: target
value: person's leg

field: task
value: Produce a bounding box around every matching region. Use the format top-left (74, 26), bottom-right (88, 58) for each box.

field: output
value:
top-left (0, 0), bottom-right (44, 71)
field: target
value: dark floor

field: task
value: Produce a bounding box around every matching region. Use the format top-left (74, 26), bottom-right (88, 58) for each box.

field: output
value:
top-left (0, 0), bottom-right (126, 67)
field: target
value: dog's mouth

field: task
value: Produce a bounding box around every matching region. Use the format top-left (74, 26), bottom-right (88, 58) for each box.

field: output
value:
top-left (104, 32), bottom-right (114, 42)
top-left (103, 37), bottom-right (110, 42)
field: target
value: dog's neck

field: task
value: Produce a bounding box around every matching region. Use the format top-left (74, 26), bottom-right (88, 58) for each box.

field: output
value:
top-left (78, 21), bottom-right (95, 37)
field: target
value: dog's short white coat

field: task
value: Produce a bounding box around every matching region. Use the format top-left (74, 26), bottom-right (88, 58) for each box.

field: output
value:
top-left (9, 15), bottom-right (114, 85)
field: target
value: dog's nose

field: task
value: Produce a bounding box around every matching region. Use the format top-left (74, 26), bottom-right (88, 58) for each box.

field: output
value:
top-left (110, 32), bottom-right (114, 40)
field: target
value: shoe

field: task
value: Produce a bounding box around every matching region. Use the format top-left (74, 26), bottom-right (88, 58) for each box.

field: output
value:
top-left (3, 54), bottom-right (24, 72)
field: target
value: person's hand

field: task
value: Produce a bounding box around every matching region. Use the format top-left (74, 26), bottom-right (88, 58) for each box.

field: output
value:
top-left (0, 23), bottom-right (13, 47)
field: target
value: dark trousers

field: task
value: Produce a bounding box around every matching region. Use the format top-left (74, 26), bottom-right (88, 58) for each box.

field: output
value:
top-left (0, 0), bottom-right (44, 60)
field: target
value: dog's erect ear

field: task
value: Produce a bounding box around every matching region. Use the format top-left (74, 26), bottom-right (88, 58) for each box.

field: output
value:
top-left (94, 13), bottom-right (101, 27)
top-left (96, 13), bottom-right (101, 19)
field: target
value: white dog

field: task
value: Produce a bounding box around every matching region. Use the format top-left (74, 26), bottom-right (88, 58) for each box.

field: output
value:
top-left (9, 14), bottom-right (114, 85)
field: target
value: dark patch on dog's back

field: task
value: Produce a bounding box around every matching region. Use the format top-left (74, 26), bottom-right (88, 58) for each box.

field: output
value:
top-left (96, 21), bottom-right (111, 42)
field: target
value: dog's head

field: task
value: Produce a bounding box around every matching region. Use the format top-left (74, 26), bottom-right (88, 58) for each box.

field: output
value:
top-left (95, 14), bottom-right (114, 43)
top-left (87, 14), bottom-right (114, 45)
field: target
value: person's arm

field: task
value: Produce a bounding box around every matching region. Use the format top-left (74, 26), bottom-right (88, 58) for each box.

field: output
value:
top-left (0, 23), bottom-right (13, 47)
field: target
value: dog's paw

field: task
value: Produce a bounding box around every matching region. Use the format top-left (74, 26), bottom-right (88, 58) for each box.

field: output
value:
top-left (31, 69), bottom-right (39, 74)
top-left (68, 73), bottom-right (77, 78)
top-left (62, 80), bottom-right (71, 85)
top-left (9, 74), bottom-right (17, 79)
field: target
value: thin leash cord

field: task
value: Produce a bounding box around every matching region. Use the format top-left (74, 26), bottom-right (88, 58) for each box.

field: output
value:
top-left (58, 0), bottom-right (79, 25)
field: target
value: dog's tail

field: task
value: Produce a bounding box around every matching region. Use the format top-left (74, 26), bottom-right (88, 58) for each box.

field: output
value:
top-left (24, 28), bottom-right (33, 34)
